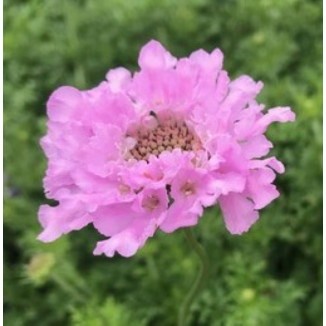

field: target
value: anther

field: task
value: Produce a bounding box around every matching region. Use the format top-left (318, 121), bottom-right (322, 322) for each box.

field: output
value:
top-left (127, 114), bottom-right (201, 161)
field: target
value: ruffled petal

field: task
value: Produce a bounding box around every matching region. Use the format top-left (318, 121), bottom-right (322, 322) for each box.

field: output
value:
top-left (91, 91), bottom-right (135, 130)
top-left (214, 70), bottom-right (230, 103)
top-left (249, 157), bottom-right (285, 174)
top-left (246, 169), bottom-right (280, 209)
top-left (160, 202), bottom-right (199, 233)
top-left (93, 217), bottom-right (157, 257)
top-left (241, 135), bottom-right (273, 159)
top-left (138, 40), bottom-right (177, 70)
top-left (47, 86), bottom-right (83, 123)
top-left (219, 193), bottom-right (259, 234)
top-left (252, 107), bottom-right (295, 136)
top-left (84, 123), bottom-right (122, 177)
top-left (106, 67), bottom-right (131, 93)
top-left (37, 203), bottom-right (92, 242)
top-left (211, 172), bottom-right (246, 195)
top-left (215, 77), bottom-right (263, 132)
top-left (189, 48), bottom-right (223, 75)
top-left (93, 203), bottom-right (136, 237)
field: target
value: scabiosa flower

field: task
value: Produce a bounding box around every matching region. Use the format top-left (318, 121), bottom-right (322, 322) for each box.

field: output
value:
top-left (38, 40), bottom-right (295, 257)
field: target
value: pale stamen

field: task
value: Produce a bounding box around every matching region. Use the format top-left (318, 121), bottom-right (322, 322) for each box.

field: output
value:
top-left (128, 115), bottom-right (201, 161)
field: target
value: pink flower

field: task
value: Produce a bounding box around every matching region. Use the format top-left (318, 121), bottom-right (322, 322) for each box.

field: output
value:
top-left (38, 40), bottom-right (295, 257)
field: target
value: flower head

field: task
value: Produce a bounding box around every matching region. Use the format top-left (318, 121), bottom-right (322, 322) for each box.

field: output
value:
top-left (38, 40), bottom-right (295, 257)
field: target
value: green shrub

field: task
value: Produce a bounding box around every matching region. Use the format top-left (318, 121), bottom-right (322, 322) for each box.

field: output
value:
top-left (4, 0), bottom-right (322, 325)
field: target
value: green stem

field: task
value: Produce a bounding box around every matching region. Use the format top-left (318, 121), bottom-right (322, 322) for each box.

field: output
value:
top-left (178, 228), bottom-right (210, 326)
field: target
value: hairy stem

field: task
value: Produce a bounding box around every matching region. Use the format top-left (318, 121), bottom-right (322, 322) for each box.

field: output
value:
top-left (178, 228), bottom-right (210, 326)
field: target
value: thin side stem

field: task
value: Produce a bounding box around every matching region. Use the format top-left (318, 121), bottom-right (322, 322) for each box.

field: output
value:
top-left (178, 228), bottom-right (210, 326)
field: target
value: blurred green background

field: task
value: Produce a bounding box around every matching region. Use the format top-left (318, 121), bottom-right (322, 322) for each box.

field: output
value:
top-left (4, 0), bottom-right (322, 325)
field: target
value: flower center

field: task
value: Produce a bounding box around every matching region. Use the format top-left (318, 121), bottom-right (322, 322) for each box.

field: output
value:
top-left (129, 116), bottom-right (201, 161)
top-left (180, 182), bottom-right (196, 196)
top-left (142, 195), bottom-right (160, 212)
top-left (118, 184), bottom-right (131, 194)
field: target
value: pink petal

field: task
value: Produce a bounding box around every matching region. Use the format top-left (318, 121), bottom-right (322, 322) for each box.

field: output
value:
top-left (93, 234), bottom-right (139, 258)
top-left (170, 168), bottom-right (217, 206)
top-left (241, 135), bottom-right (273, 159)
top-left (212, 172), bottom-right (246, 195)
top-left (215, 70), bottom-right (230, 103)
top-left (160, 202), bottom-right (199, 233)
top-left (105, 67), bottom-right (131, 93)
top-left (189, 48), bottom-right (223, 74)
top-left (93, 203), bottom-right (136, 237)
top-left (250, 157), bottom-right (285, 174)
top-left (93, 217), bottom-right (157, 257)
top-left (70, 168), bottom-right (112, 193)
top-left (138, 40), bottom-right (177, 70)
top-left (134, 188), bottom-right (168, 218)
top-left (230, 75), bottom-right (263, 95)
top-left (47, 86), bottom-right (83, 123)
top-left (84, 123), bottom-right (122, 177)
top-left (233, 103), bottom-right (264, 140)
top-left (91, 91), bottom-right (135, 129)
top-left (37, 203), bottom-right (92, 242)
top-left (246, 169), bottom-right (280, 209)
top-left (253, 107), bottom-right (295, 135)
top-left (215, 77), bottom-right (263, 132)
top-left (219, 193), bottom-right (259, 234)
